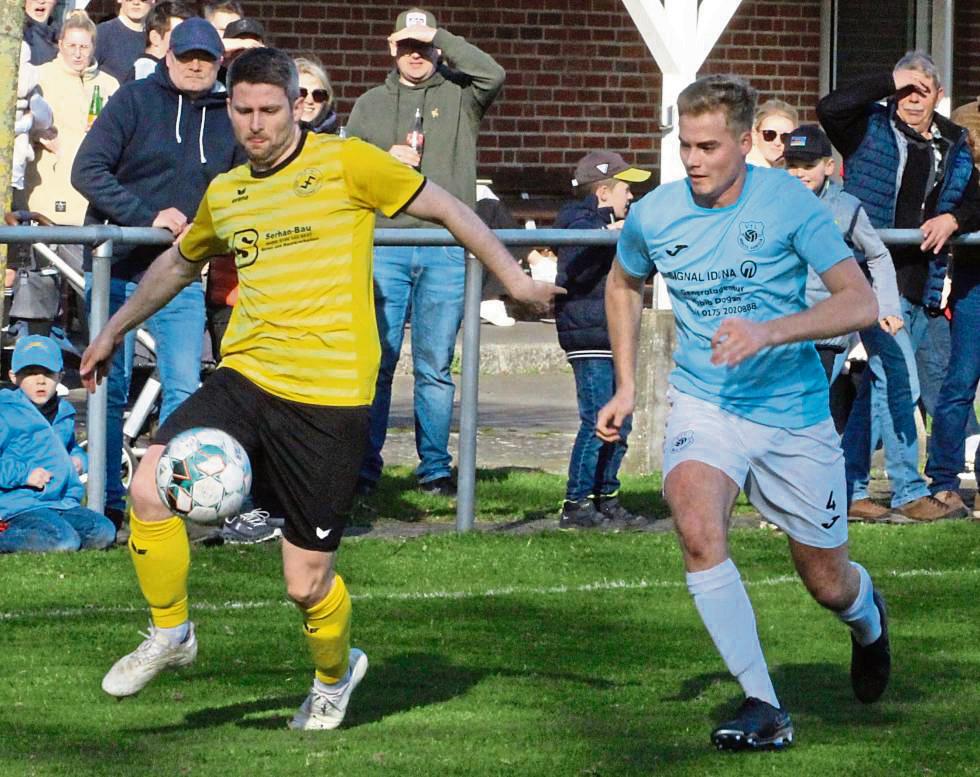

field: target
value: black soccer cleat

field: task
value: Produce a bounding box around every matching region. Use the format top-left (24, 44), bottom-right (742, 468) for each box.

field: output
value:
top-left (711, 697), bottom-right (794, 752)
top-left (851, 589), bottom-right (891, 703)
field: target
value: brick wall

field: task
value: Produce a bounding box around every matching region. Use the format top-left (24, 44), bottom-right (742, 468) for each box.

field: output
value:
top-left (953, 2), bottom-right (980, 109)
top-left (82, 1), bottom-right (979, 182)
top-left (701, 0), bottom-right (823, 123)
top-left (250, 0), bottom-right (829, 185)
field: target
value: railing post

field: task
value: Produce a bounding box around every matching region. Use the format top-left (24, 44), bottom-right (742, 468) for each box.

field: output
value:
top-left (85, 240), bottom-right (112, 514)
top-left (455, 254), bottom-right (484, 532)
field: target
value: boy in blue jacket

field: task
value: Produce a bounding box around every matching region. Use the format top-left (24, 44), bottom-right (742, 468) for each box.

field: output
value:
top-left (0, 336), bottom-right (116, 552)
top-left (554, 151), bottom-right (651, 530)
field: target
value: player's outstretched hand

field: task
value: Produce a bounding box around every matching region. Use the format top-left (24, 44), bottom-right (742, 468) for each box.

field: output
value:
top-left (596, 392), bottom-right (634, 443)
top-left (710, 317), bottom-right (771, 367)
top-left (80, 328), bottom-right (121, 393)
top-left (507, 275), bottom-right (566, 313)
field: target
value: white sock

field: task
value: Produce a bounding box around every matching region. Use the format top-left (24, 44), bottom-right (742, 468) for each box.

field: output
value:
top-left (314, 670), bottom-right (349, 694)
top-left (686, 558), bottom-right (779, 709)
top-left (155, 622), bottom-right (190, 645)
top-left (837, 562), bottom-right (881, 646)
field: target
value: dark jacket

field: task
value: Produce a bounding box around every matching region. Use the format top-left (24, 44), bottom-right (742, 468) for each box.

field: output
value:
top-left (346, 29), bottom-right (504, 229)
top-left (72, 61), bottom-right (245, 280)
top-left (23, 17), bottom-right (57, 66)
top-left (303, 107), bottom-right (340, 135)
top-left (554, 194), bottom-right (618, 356)
top-left (94, 17), bottom-right (145, 83)
top-left (0, 390), bottom-right (85, 518)
top-left (817, 73), bottom-right (980, 309)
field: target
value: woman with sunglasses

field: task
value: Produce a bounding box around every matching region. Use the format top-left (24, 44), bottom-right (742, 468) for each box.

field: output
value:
top-left (746, 99), bottom-right (798, 168)
top-left (295, 56), bottom-right (339, 134)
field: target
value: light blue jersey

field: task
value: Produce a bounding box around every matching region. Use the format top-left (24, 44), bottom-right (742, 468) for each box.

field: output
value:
top-left (618, 165), bottom-right (852, 428)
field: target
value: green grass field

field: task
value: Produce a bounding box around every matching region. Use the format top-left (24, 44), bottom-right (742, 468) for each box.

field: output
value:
top-left (4, 518), bottom-right (980, 777)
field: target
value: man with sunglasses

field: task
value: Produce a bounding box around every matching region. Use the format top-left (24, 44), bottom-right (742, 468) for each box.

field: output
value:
top-left (346, 7), bottom-right (505, 498)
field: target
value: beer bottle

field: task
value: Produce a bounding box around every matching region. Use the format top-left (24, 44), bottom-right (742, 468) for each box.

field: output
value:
top-left (87, 85), bottom-right (103, 131)
top-left (406, 107), bottom-right (424, 167)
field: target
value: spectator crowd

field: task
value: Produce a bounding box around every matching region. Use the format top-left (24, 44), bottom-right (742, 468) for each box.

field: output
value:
top-left (3, 2), bottom-right (980, 551)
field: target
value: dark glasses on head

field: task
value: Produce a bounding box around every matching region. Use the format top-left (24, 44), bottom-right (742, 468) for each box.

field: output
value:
top-left (760, 129), bottom-right (782, 142)
top-left (299, 88), bottom-right (329, 103)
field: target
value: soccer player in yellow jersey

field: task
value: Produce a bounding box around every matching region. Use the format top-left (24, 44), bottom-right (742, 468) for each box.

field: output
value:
top-left (80, 47), bottom-right (561, 729)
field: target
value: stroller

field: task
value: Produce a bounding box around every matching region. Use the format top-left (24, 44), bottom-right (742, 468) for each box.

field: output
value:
top-left (2, 210), bottom-right (86, 350)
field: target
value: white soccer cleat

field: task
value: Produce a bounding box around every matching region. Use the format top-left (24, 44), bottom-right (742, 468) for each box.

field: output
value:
top-left (101, 622), bottom-right (198, 698)
top-left (289, 648), bottom-right (368, 731)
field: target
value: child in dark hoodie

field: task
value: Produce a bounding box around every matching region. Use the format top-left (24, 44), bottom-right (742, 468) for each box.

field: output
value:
top-left (0, 336), bottom-right (115, 552)
top-left (554, 151), bottom-right (651, 531)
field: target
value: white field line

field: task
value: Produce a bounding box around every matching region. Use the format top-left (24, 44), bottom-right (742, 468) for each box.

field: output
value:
top-left (1, 566), bottom-right (976, 623)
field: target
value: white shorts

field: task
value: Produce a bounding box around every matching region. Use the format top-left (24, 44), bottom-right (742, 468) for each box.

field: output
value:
top-left (662, 388), bottom-right (848, 549)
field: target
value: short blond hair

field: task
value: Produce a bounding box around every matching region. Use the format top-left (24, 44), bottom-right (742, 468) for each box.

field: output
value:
top-left (677, 74), bottom-right (757, 136)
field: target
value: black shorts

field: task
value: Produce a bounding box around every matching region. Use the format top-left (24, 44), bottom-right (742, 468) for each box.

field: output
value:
top-left (155, 367), bottom-right (368, 552)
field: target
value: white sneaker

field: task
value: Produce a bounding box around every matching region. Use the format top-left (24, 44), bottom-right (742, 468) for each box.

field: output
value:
top-left (289, 648), bottom-right (368, 730)
top-left (101, 622), bottom-right (198, 698)
top-left (479, 299), bottom-right (515, 327)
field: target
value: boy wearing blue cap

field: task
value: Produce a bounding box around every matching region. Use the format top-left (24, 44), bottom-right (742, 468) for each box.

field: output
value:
top-left (0, 335), bottom-right (116, 553)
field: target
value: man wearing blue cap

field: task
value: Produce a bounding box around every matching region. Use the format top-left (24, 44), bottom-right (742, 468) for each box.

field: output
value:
top-left (72, 17), bottom-right (245, 528)
top-left (0, 336), bottom-right (116, 553)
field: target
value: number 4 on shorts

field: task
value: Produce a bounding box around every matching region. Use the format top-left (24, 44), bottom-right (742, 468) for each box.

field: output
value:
top-left (822, 492), bottom-right (840, 529)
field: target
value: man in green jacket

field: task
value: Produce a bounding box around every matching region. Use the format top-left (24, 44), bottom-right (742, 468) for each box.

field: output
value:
top-left (347, 7), bottom-right (505, 497)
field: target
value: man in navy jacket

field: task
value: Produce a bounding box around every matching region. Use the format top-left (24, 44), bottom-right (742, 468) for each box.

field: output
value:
top-left (817, 50), bottom-right (980, 522)
top-left (72, 18), bottom-right (244, 525)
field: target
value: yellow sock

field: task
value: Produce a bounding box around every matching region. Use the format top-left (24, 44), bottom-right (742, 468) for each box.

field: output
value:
top-left (128, 509), bottom-right (190, 629)
top-left (304, 575), bottom-right (351, 685)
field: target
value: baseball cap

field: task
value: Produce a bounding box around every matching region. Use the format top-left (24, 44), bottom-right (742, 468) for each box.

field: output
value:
top-left (782, 124), bottom-right (833, 163)
top-left (170, 17), bottom-right (224, 59)
top-left (224, 18), bottom-right (266, 43)
top-left (11, 335), bottom-right (63, 374)
top-left (392, 8), bottom-right (438, 38)
top-left (572, 151), bottom-right (651, 187)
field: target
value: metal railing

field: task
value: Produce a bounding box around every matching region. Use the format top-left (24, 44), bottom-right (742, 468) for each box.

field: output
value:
top-left (1, 225), bottom-right (979, 530)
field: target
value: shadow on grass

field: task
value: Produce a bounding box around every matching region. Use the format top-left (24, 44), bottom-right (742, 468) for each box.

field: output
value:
top-left (130, 649), bottom-right (625, 735)
top-left (348, 466), bottom-right (671, 530)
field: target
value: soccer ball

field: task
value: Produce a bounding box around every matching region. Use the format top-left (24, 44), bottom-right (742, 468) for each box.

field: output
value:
top-left (155, 427), bottom-right (252, 525)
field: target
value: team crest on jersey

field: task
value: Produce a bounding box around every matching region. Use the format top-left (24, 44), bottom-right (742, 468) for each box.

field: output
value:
top-left (669, 429), bottom-right (695, 453)
top-left (737, 221), bottom-right (765, 252)
top-left (293, 168), bottom-right (323, 198)
top-left (232, 228), bottom-right (260, 267)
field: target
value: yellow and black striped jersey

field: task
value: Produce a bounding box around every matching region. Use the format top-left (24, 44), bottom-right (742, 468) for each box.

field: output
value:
top-left (180, 132), bottom-right (425, 406)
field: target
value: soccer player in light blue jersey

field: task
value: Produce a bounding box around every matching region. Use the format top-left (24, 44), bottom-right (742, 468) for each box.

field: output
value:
top-left (596, 75), bottom-right (891, 751)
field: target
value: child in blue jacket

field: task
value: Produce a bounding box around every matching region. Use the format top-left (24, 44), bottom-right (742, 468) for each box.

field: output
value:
top-left (554, 151), bottom-right (651, 530)
top-left (0, 335), bottom-right (115, 552)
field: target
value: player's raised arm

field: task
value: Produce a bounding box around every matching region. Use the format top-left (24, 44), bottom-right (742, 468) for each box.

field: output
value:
top-left (711, 257), bottom-right (877, 367)
top-left (403, 180), bottom-right (565, 309)
top-left (80, 245), bottom-right (202, 391)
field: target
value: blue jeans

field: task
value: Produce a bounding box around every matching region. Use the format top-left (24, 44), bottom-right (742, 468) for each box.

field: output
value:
top-left (925, 279), bottom-right (980, 491)
top-left (361, 246), bottom-right (466, 485)
top-left (842, 321), bottom-right (929, 507)
top-left (566, 358), bottom-right (632, 502)
top-left (85, 274), bottom-right (204, 511)
top-left (0, 506), bottom-right (116, 553)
